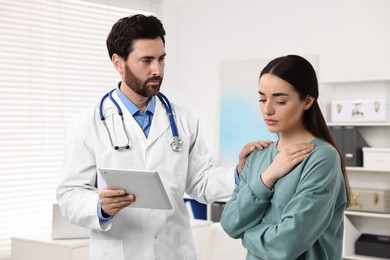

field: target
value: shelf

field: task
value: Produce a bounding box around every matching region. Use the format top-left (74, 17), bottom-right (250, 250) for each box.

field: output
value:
top-left (327, 122), bottom-right (390, 127)
top-left (343, 253), bottom-right (390, 260)
top-left (346, 167), bottom-right (390, 173)
top-left (321, 78), bottom-right (390, 84)
top-left (324, 78), bottom-right (390, 260)
top-left (345, 210), bottom-right (390, 219)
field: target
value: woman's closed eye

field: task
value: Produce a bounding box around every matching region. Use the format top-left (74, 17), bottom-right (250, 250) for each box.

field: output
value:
top-left (259, 99), bottom-right (287, 105)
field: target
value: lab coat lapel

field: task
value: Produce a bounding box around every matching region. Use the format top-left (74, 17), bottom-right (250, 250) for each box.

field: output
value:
top-left (147, 97), bottom-right (170, 146)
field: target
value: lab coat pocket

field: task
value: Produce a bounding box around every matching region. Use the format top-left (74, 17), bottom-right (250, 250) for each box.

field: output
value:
top-left (179, 229), bottom-right (197, 260)
top-left (89, 239), bottom-right (124, 260)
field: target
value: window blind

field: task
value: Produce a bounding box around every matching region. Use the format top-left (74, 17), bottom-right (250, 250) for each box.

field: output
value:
top-left (0, 0), bottom-right (155, 258)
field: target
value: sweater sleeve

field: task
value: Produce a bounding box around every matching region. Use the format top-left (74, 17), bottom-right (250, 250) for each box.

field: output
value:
top-left (220, 152), bottom-right (274, 239)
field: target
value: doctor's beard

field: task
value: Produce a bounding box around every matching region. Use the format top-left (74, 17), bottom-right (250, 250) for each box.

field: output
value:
top-left (124, 64), bottom-right (162, 98)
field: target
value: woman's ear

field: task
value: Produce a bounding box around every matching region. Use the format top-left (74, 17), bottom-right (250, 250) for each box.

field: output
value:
top-left (304, 95), bottom-right (315, 110)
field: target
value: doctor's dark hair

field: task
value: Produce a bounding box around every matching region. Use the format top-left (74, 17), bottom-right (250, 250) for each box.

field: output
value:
top-left (106, 14), bottom-right (166, 61)
top-left (260, 55), bottom-right (350, 206)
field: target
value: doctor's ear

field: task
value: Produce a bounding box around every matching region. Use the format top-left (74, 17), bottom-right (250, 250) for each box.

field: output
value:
top-left (112, 54), bottom-right (125, 73)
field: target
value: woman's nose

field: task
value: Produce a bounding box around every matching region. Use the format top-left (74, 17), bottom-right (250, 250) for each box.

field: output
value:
top-left (262, 101), bottom-right (274, 115)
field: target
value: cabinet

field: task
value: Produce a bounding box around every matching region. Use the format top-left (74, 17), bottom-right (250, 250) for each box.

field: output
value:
top-left (11, 232), bottom-right (89, 260)
top-left (320, 78), bottom-right (390, 260)
top-left (343, 168), bottom-right (390, 260)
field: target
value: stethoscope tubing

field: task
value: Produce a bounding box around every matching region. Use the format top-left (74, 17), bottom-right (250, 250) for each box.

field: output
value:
top-left (99, 88), bottom-right (182, 152)
top-left (156, 92), bottom-right (179, 137)
top-left (99, 89), bottom-right (123, 120)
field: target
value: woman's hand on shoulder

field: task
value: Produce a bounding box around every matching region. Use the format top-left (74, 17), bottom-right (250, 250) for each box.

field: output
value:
top-left (261, 143), bottom-right (315, 189)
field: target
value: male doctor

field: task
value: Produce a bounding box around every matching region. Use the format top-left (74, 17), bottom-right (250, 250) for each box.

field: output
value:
top-left (56, 14), bottom-right (272, 260)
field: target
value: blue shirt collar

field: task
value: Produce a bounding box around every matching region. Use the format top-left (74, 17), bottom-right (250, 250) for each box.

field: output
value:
top-left (115, 83), bottom-right (155, 116)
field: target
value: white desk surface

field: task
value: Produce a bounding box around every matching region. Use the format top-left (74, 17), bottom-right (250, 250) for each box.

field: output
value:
top-left (12, 220), bottom-right (209, 246)
top-left (12, 232), bottom-right (89, 248)
top-left (11, 219), bottom-right (211, 260)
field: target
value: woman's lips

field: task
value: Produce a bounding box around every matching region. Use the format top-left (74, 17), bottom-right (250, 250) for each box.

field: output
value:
top-left (264, 119), bottom-right (278, 126)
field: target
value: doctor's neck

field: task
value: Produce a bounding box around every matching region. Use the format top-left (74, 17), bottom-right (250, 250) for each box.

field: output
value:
top-left (119, 83), bottom-right (150, 112)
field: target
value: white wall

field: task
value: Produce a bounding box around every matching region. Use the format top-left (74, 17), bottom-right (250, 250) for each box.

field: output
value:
top-left (160, 0), bottom-right (390, 162)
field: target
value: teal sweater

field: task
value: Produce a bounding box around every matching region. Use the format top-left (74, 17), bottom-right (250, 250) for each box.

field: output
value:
top-left (220, 138), bottom-right (347, 260)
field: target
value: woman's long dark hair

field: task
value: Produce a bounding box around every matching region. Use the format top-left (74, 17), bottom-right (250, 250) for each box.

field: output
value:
top-left (260, 55), bottom-right (350, 206)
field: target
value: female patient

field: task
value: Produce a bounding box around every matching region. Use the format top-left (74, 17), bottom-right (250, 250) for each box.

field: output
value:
top-left (220, 55), bottom-right (350, 260)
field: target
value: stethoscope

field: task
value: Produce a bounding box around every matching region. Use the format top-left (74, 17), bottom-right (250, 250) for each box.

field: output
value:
top-left (99, 88), bottom-right (183, 152)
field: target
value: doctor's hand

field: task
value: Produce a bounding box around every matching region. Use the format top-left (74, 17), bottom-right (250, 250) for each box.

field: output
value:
top-left (99, 187), bottom-right (136, 216)
top-left (237, 140), bottom-right (274, 174)
top-left (260, 142), bottom-right (315, 189)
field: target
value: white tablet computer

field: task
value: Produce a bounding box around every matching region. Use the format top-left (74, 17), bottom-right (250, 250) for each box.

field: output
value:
top-left (99, 168), bottom-right (172, 210)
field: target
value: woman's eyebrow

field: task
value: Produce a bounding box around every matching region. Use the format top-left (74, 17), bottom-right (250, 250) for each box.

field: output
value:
top-left (258, 91), bottom-right (289, 97)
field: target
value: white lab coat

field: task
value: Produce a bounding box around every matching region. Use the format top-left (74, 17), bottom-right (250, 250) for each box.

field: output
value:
top-left (56, 91), bottom-right (235, 260)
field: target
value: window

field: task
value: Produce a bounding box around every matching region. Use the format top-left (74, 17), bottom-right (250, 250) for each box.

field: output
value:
top-left (0, 0), bottom-right (156, 258)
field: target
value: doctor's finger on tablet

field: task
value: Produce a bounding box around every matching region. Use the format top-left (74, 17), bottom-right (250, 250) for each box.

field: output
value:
top-left (99, 188), bottom-right (136, 216)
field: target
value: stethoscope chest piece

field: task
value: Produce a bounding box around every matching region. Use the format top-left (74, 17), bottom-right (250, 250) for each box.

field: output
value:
top-left (170, 137), bottom-right (183, 152)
